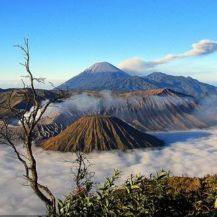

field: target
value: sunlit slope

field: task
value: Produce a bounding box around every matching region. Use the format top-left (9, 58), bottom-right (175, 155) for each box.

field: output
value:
top-left (43, 88), bottom-right (208, 131)
top-left (42, 115), bottom-right (163, 152)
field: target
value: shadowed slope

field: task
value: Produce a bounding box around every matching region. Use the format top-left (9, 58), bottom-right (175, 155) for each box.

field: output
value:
top-left (0, 89), bottom-right (57, 120)
top-left (42, 115), bottom-right (163, 152)
top-left (145, 72), bottom-right (217, 98)
top-left (57, 62), bottom-right (158, 91)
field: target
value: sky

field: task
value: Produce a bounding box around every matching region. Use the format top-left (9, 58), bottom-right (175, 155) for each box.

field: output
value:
top-left (0, 0), bottom-right (217, 88)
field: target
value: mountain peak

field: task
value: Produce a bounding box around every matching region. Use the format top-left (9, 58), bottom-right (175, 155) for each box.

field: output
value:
top-left (57, 61), bottom-right (130, 90)
top-left (147, 72), bottom-right (167, 77)
top-left (41, 115), bottom-right (163, 152)
top-left (85, 62), bottom-right (126, 74)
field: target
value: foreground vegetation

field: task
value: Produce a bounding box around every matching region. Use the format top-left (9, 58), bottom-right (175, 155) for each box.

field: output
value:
top-left (56, 170), bottom-right (217, 217)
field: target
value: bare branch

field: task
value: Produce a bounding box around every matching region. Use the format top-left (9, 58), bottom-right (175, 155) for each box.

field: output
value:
top-left (0, 39), bottom-right (59, 213)
top-left (0, 39), bottom-right (70, 215)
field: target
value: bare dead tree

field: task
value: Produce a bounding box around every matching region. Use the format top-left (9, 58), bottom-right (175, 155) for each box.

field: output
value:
top-left (0, 39), bottom-right (66, 215)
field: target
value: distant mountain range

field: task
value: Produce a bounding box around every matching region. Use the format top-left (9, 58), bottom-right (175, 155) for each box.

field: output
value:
top-left (145, 72), bottom-right (217, 98)
top-left (58, 62), bottom-right (217, 98)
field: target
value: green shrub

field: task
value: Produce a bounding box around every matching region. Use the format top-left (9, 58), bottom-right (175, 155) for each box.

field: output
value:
top-left (55, 170), bottom-right (217, 217)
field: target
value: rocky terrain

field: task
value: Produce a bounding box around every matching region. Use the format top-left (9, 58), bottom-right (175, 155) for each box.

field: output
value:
top-left (41, 88), bottom-right (211, 131)
top-left (42, 115), bottom-right (163, 152)
top-left (0, 88), bottom-right (58, 121)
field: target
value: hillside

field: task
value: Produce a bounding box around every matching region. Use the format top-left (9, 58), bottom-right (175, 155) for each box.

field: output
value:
top-left (102, 88), bottom-right (205, 131)
top-left (0, 88), bottom-right (58, 121)
top-left (42, 115), bottom-right (163, 152)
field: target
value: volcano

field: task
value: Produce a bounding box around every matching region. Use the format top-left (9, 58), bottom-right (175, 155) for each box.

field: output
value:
top-left (57, 62), bottom-right (217, 96)
top-left (58, 62), bottom-right (130, 90)
top-left (41, 115), bottom-right (163, 152)
top-left (57, 62), bottom-right (156, 91)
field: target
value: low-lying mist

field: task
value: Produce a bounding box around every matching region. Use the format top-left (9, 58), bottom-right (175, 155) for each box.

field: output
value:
top-left (41, 91), bottom-right (217, 130)
top-left (45, 90), bottom-right (194, 114)
top-left (0, 128), bottom-right (217, 215)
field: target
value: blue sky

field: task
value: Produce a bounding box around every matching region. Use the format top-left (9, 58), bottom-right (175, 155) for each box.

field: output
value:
top-left (0, 0), bottom-right (217, 88)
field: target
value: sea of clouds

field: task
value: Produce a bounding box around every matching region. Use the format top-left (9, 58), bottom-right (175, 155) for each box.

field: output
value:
top-left (0, 128), bottom-right (217, 215)
top-left (44, 90), bottom-right (194, 115)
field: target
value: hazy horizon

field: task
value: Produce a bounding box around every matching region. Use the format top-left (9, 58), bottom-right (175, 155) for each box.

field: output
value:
top-left (1, 65), bottom-right (217, 89)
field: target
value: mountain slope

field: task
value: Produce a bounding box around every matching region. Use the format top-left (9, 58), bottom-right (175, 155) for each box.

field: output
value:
top-left (58, 62), bottom-right (130, 90)
top-left (58, 62), bottom-right (158, 91)
top-left (100, 76), bottom-right (157, 91)
top-left (41, 88), bottom-right (210, 131)
top-left (145, 72), bottom-right (217, 98)
top-left (41, 115), bottom-right (163, 152)
top-left (114, 89), bottom-right (206, 131)
top-left (0, 89), bottom-right (58, 121)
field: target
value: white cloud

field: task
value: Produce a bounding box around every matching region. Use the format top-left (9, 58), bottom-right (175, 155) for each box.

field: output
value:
top-left (184, 39), bottom-right (217, 57)
top-left (0, 128), bottom-right (217, 214)
top-left (119, 39), bottom-right (217, 73)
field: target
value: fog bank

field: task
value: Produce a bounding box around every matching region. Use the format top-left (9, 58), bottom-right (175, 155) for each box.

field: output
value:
top-left (0, 128), bottom-right (217, 214)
